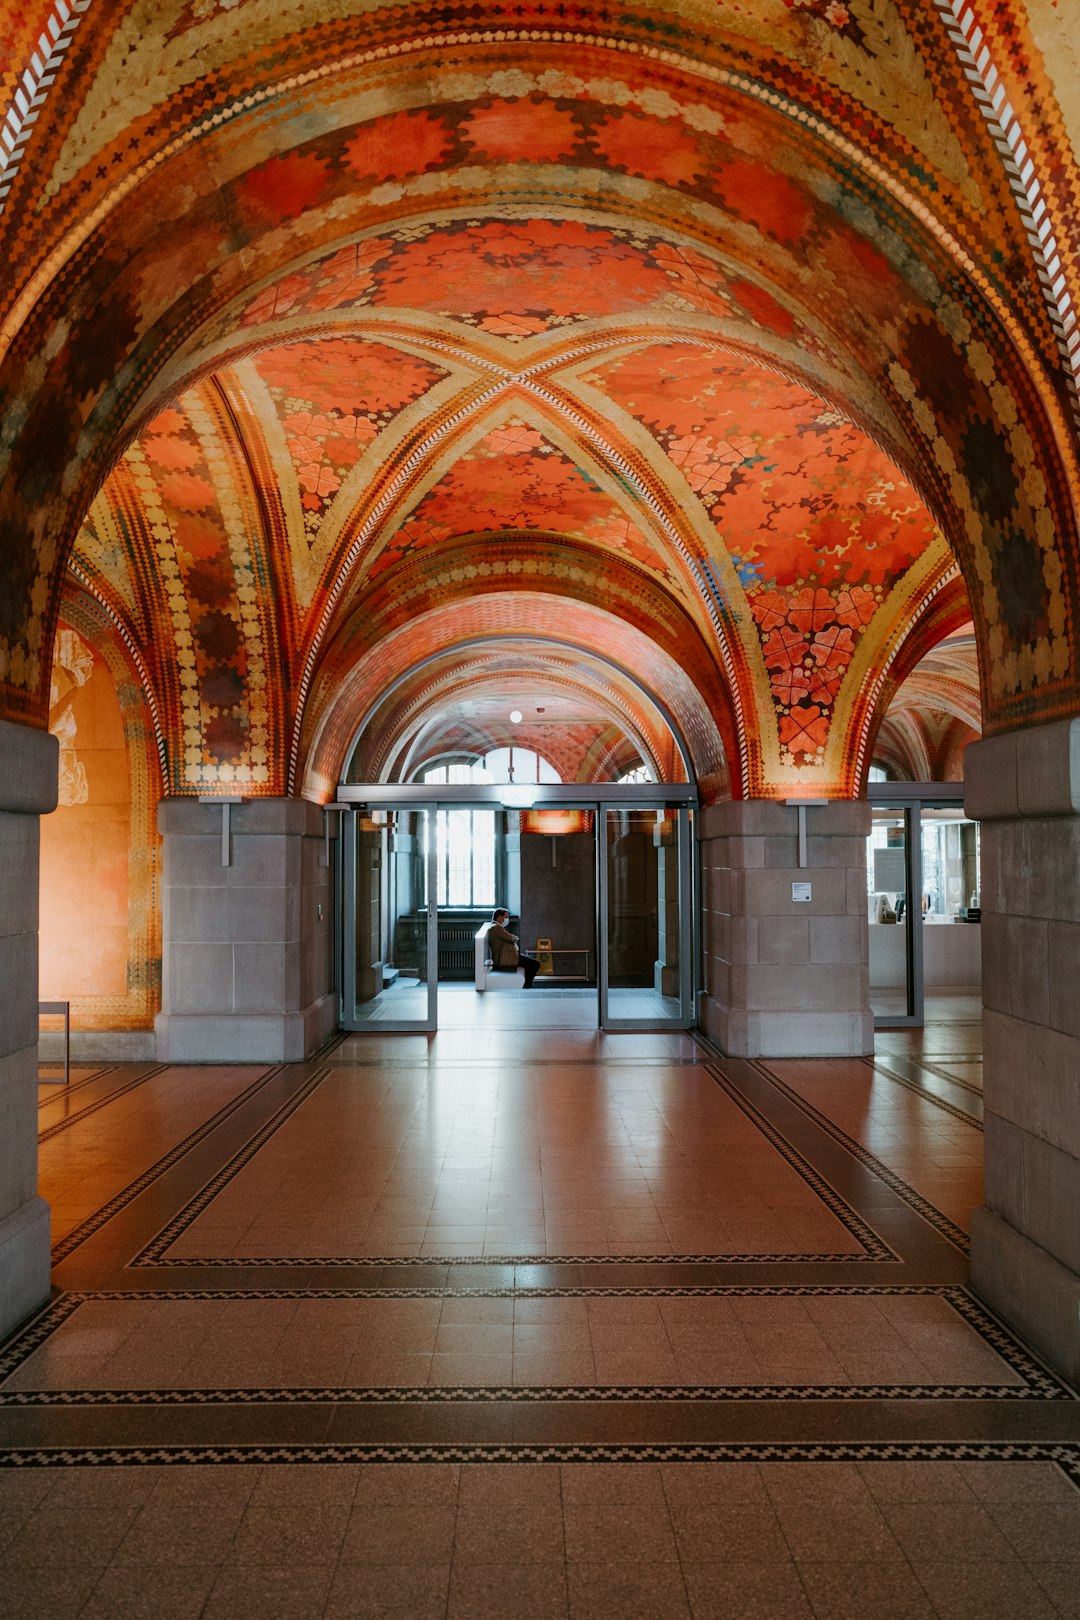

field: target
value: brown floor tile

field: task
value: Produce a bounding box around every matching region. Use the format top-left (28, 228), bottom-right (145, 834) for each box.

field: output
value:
top-left (561, 1464), bottom-right (667, 1506)
top-left (567, 1560), bottom-right (692, 1619)
top-left (1027, 1561), bottom-right (1080, 1618)
top-left (202, 1563), bottom-right (334, 1620)
top-left (0, 1564), bottom-right (102, 1620)
top-left (339, 1505), bottom-right (457, 1565)
top-left (324, 1561), bottom-right (451, 1619)
top-left (352, 1465), bottom-right (460, 1508)
top-left (796, 1560), bottom-right (935, 1619)
top-left (880, 1502), bottom-right (1016, 1564)
top-left (80, 1562), bottom-right (218, 1620)
top-left (772, 1500), bottom-right (905, 1564)
top-left (682, 1559), bottom-right (813, 1620)
top-left (454, 1501), bottom-right (565, 1563)
top-left (670, 1502), bottom-right (790, 1564)
top-left (458, 1464), bottom-right (562, 1507)
top-left (564, 1503), bottom-right (678, 1565)
top-left (911, 1559), bottom-right (1060, 1620)
top-left (228, 1503), bottom-right (350, 1565)
top-left (449, 1561), bottom-right (569, 1619)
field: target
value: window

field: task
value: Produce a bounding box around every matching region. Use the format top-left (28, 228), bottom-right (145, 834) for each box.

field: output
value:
top-left (617, 765), bottom-right (654, 784)
top-left (419, 759), bottom-right (496, 907)
top-left (415, 750), bottom-right (563, 908)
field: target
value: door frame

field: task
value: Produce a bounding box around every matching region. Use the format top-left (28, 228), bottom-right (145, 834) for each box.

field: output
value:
top-left (335, 783), bottom-right (698, 1031)
top-left (867, 782), bottom-right (967, 1030)
top-left (339, 801), bottom-right (438, 1033)
top-left (598, 803), bottom-right (695, 1031)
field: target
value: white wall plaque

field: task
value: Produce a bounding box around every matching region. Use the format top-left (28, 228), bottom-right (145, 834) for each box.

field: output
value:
top-left (791, 881), bottom-right (812, 903)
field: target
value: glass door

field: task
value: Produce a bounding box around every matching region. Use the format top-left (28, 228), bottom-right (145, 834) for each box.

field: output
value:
top-left (340, 806), bottom-right (436, 1031)
top-left (867, 803), bottom-right (922, 1025)
top-left (599, 805), bottom-right (693, 1029)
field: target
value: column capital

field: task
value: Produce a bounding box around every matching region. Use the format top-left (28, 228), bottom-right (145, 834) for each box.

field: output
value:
top-left (966, 716), bottom-right (1080, 821)
top-left (0, 718), bottom-right (58, 815)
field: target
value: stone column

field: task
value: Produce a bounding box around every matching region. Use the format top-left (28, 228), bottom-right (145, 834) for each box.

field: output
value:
top-left (0, 718), bottom-right (57, 1338)
top-left (966, 716), bottom-right (1080, 1386)
top-left (699, 799), bottom-right (873, 1057)
top-left (155, 798), bottom-right (337, 1063)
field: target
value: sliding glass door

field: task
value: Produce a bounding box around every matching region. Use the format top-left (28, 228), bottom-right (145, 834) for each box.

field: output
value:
top-left (598, 805), bottom-right (694, 1029)
top-left (340, 806), bottom-right (436, 1031)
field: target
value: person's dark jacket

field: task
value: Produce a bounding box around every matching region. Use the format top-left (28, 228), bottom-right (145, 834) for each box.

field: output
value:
top-left (487, 923), bottom-right (520, 968)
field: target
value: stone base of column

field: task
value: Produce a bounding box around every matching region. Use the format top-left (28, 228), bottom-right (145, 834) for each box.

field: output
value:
top-left (0, 717), bottom-right (57, 1341)
top-left (699, 1002), bottom-right (873, 1058)
top-left (699, 799), bottom-right (873, 1059)
top-left (156, 798), bottom-right (337, 1064)
top-left (970, 1207), bottom-right (1080, 1388)
top-left (966, 717), bottom-right (1080, 1387)
top-left (0, 1195), bottom-right (51, 1338)
top-left (155, 992), bottom-right (337, 1064)
top-left (38, 1030), bottom-right (157, 1063)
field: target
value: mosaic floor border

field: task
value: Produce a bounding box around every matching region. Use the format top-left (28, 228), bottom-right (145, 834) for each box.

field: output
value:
top-left (2, 1439), bottom-right (1079, 1478)
top-left (133, 1056), bottom-right (894, 1271)
top-left (37, 1063), bottom-right (116, 1106)
top-left (740, 1062), bottom-right (972, 1256)
top-left (39, 1063), bottom-right (170, 1145)
top-left (4, 1286), bottom-right (1071, 1402)
top-left (862, 1055), bottom-right (983, 1127)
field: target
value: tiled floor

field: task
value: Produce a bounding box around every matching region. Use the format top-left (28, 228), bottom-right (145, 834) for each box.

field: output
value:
top-left (4, 1012), bottom-right (1079, 1618)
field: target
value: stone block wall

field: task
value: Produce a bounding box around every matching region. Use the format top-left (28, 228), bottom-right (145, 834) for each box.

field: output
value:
top-left (699, 799), bottom-right (873, 1057)
top-left (155, 797), bottom-right (337, 1062)
top-left (966, 717), bottom-right (1080, 1386)
top-left (0, 718), bottom-right (57, 1338)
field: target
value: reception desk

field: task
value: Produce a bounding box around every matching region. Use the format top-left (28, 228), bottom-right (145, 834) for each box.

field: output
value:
top-left (869, 917), bottom-right (981, 990)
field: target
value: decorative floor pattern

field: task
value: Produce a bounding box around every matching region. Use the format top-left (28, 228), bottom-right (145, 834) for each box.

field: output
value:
top-left (6, 1019), bottom-right (1078, 1619)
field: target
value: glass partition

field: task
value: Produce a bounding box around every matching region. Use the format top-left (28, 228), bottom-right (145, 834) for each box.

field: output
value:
top-left (866, 796), bottom-right (982, 1027)
top-left (599, 806), bottom-right (693, 1028)
top-left (867, 804), bottom-right (916, 1021)
top-left (341, 807), bottom-right (436, 1030)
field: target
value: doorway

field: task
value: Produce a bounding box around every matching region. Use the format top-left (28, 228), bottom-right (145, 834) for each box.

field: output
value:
top-left (336, 786), bottom-right (697, 1033)
top-left (867, 784), bottom-right (982, 1028)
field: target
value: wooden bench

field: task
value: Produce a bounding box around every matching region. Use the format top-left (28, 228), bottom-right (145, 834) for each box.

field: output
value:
top-left (474, 924), bottom-right (524, 992)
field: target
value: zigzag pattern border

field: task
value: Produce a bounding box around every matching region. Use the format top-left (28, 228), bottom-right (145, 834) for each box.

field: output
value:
top-left (936, 0), bottom-right (1080, 424)
top-left (0, 0), bottom-right (94, 211)
top-left (741, 1061), bottom-right (972, 1256)
top-left (8, 1284), bottom-right (1067, 1399)
top-left (2, 1439), bottom-right (1078, 1476)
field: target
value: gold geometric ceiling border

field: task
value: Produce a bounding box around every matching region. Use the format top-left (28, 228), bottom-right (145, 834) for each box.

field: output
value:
top-left (936, 0), bottom-right (1080, 428)
top-left (0, 0), bottom-right (92, 212)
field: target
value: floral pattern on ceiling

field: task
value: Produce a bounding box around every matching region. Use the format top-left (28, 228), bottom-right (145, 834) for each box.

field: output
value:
top-left (581, 343), bottom-right (946, 766)
top-left (235, 219), bottom-right (781, 342)
top-left (369, 419), bottom-right (676, 583)
top-left (245, 337), bottom-right (446, 531)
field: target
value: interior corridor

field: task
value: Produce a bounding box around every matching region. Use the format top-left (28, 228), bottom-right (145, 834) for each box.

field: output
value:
top-left (6, 1009), bottom-right (1079, 1620)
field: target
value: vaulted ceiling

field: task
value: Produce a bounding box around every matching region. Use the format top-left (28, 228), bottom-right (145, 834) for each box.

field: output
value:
top-left (3, 2), bottom-right (1078, 800)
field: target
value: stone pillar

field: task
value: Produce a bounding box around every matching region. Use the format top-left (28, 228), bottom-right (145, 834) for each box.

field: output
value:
top-left (966, 716), bottom-right (1080, 1386)
top-left (699, 799), bottom-right (873, 1057)
top-left (0, 718), bottom-right (57, 1338)
top-left (155, 798), bottom-right (337, 1063)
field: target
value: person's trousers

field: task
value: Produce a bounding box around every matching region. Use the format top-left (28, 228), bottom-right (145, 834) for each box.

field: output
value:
top-left (519, 954), bottom-right (540, 987)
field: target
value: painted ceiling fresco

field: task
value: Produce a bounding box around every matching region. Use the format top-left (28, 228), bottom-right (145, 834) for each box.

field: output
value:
top-left (2, 1), bottom-right (1080, 803)
top-left (346, 657), bottom-right (682, 788)
top-left (873, 630), bottom-right (982, 781)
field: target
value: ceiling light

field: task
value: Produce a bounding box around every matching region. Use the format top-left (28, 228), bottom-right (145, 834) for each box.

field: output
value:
top-left (509, 709), bottom-right (523, 724)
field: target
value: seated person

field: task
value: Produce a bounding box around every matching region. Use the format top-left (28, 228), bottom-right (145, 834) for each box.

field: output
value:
top-left (487, 908), bottom-right (540, 988)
